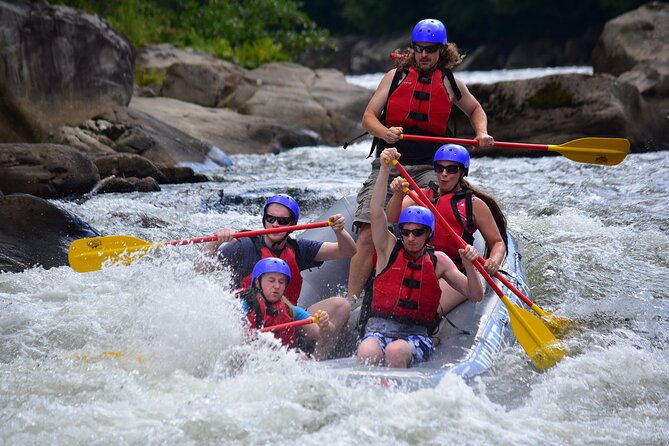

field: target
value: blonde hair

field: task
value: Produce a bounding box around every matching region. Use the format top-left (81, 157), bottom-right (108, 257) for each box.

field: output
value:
top-left (392, 42), bottom-right (465, 72)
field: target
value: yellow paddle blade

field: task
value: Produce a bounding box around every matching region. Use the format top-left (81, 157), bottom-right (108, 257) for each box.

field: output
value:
top-left (68, 235), bottom-right (157, 273)
top-left (501, 295), bottom-right (568, 370)
top-left (530, 304), bottom-right (576, 336)
top-left (548, 137), bottom-right (630, 166)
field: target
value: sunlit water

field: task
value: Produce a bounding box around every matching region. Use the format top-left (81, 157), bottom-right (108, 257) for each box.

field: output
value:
top-left (2, 68), bottom-right (668, 445)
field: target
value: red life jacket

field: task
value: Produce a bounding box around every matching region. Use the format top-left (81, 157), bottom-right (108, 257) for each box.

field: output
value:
top-left (424, 186), bottom-right (477, 269)
top-left (239, 237), bottom-right (303, 305)
top-left (245, 293), bottom-right (297, 347)
top-left (385, 67), bottom-right (452, 137)
top-left (371, 241), bottom-right (442, 326)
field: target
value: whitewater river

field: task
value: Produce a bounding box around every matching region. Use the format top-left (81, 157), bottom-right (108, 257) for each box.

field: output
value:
top-left (2, 67), bottom-right (668, 445)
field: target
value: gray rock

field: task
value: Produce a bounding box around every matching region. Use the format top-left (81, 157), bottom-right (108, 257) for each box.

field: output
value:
top-left (127, 176), bottom-right (161, 192)
top-left (0, 193), bottom-right (100, 272)
top-left (592, 2), bottom-right (669, 78)
top-left (465, 73), bottom-right (665, 151)
top-left (162, 62), bottom-right (244, 107)
top-left (0, 143), bottom-right (100, 198)
top-left (95, 153), bottom-right (168, 183)
top-left (0, 0), bottom-right (134, 143)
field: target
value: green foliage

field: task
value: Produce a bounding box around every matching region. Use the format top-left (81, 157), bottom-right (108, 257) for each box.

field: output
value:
top-left (304, 0), bottom-right (650, 47)
top-left (52, 0), bottom-right (330, 68)
top-left (528, 82), bottom-right (573, 108)
top-left (134, 68), bottom-right (166, 87)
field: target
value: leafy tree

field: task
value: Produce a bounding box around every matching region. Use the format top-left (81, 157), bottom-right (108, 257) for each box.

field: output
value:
top-left (52, 0), bottom-right (330, 68)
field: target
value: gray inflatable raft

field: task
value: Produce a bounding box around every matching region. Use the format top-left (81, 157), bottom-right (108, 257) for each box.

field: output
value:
top-left (297, 195), bottom-right (530, 389)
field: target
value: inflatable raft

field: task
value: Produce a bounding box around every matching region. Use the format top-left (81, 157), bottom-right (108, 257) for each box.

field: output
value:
top-left (297, 195), bottom-right (530, 389)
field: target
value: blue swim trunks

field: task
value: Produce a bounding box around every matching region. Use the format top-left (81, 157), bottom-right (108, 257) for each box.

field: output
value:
top-left (360, 331), bottom-right (434, 366)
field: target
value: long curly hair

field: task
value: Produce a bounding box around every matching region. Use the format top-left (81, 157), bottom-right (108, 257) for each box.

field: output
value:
top-left (391, 43), bottom-right (465, 73)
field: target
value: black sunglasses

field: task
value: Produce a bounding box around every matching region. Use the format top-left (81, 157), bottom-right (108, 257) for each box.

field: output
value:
top-left (264, 214), bottom-right (293, 225)
top-left (412, 43), bottom-right (442, 54)
top-left (400, 228), bottom-right (429, 237)
top-left (434, 164), bottom-right (461, 174)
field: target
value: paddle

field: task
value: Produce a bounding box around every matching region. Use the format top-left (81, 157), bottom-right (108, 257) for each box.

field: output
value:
top-left (68, 221), bottom-right (332, 273)
top-left (400, 134), bottom-right (630, 166)
top-left (403, 188), bottom-right (571, 334)
top-left (393, 160), bottom-right (567, 369)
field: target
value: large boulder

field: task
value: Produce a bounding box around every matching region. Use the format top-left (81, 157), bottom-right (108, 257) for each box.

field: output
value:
top-left (161, 61), bottom-right (245, 107)
top-left (0, 143), bottom-right (100, 198)
top-left (135, 48), bottom-right (372, 148)
top-left (464, 73), bottom-right (665, 152)
top-left (226, 62), bottom-right (371, 145)
top-left (0, 194), bottom-right (100, 273)
top-left (592, 1), bottom-right (669, 100)
top-left (591, 2), bottom-right (669, 148)
top-left (48, 106), bottom-right (232, 170)
top-left (0, 0), bottom-right (134, 143)
top-left (592, 2), bottom-right (669, 79)
top-left (129, 97), bottom-right (322, 154)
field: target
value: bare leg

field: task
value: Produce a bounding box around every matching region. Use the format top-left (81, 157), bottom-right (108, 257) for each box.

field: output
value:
top-left (346, 223), bottom-right (374, 299)
top-left (356, 338), bottom-right (384, 365)
top-left (307, 297), bottom-right (351, 359)
top-left (384, 340), bottom-right (412, 368)
top-left (437, 278), bottom-right (468, 318)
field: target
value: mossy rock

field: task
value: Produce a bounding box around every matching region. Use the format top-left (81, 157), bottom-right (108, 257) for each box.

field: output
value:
top-left (528, 82), bottom-right (573, 108)
top-left (134, 68), bottom-right (166, 87)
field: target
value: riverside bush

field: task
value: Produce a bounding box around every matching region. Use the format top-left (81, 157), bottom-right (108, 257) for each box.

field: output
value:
top-left (53, 0), bottom-right (330, 68)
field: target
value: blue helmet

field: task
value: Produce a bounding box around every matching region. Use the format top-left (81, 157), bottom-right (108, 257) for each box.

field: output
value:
top-left (398, 206), bottom-right (435, 239)
top-left (412, 19), bottom-right (447, 45)
top-left (434, 144), bottom-right (470, 176)
top-left (263, 194), bottom-right (300, 223)
top-left (252, 257), bottom-right (291, 285)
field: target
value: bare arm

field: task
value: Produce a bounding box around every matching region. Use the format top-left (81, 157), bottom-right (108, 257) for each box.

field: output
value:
top-left (447, 77), bottom-right (494, 148)
top-left (194, 228), bottom-right (236, 273)
top-left (436, 246), bottom-right (484, 302)
top-left (362, 69), bottom-right (403, 144)
top-left (313, 214), bottom-right (357, 262)
top-left (371, 149), bottom-right (401, 269)
top-left (472, 199), bottom-right (506, 275)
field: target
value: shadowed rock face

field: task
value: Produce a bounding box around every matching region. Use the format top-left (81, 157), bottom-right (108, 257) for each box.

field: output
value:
top-left (0, 0), bottom-right (134, 143)
top-left (456, 73), bottom-right (666, 152)
top-left (0, 194), bottom-right (100, 273)
top-left (0, 143), bottom-right (100, 198)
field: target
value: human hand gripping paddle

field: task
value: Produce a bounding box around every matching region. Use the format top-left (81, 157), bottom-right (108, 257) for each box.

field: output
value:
top-left (259, 310), bottom-right (323, 333)
top-left (392, 160), bottom-right (567, 370)
top-left (68, 221), bottom-right (332, 273)
top-left (400, 134), bottom-right (630, 166)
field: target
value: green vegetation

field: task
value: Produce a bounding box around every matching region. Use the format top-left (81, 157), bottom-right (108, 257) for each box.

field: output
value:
top-left (303, 0), bottom-right (650, 49)
top-left (52, 0), bottom-right (330, 68)
top-left (52, 0), bottom-right (649, 67)
top-left (528, 83), bottom-right (573, 108)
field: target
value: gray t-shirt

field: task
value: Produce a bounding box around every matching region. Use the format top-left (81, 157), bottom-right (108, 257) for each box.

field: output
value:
top-left (217, 236), bottom-right (324, 287)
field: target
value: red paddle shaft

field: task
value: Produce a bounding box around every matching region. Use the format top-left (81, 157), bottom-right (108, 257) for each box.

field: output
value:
top-left (400, 134), bottom-right (550, 151)
top-left (162, 221), bottom-right (331, 246)
top-left (259, 316), bottom-right (317, 333)
top-left (394, 161), bottom-right (537, 308)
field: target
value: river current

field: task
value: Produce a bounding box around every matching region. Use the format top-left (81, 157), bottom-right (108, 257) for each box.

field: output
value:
top-left (1, 67), bottom-right (668, 445)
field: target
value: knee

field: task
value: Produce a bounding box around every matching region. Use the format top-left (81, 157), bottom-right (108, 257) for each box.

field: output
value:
top-left (385, 342), bottom-right (411, 368)
top-left (330, 298), bottom-right (351, 328)
top-left (356, 225), bottom-right (373, 247)
top-left (356, 340), bottom-right (382, 365)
